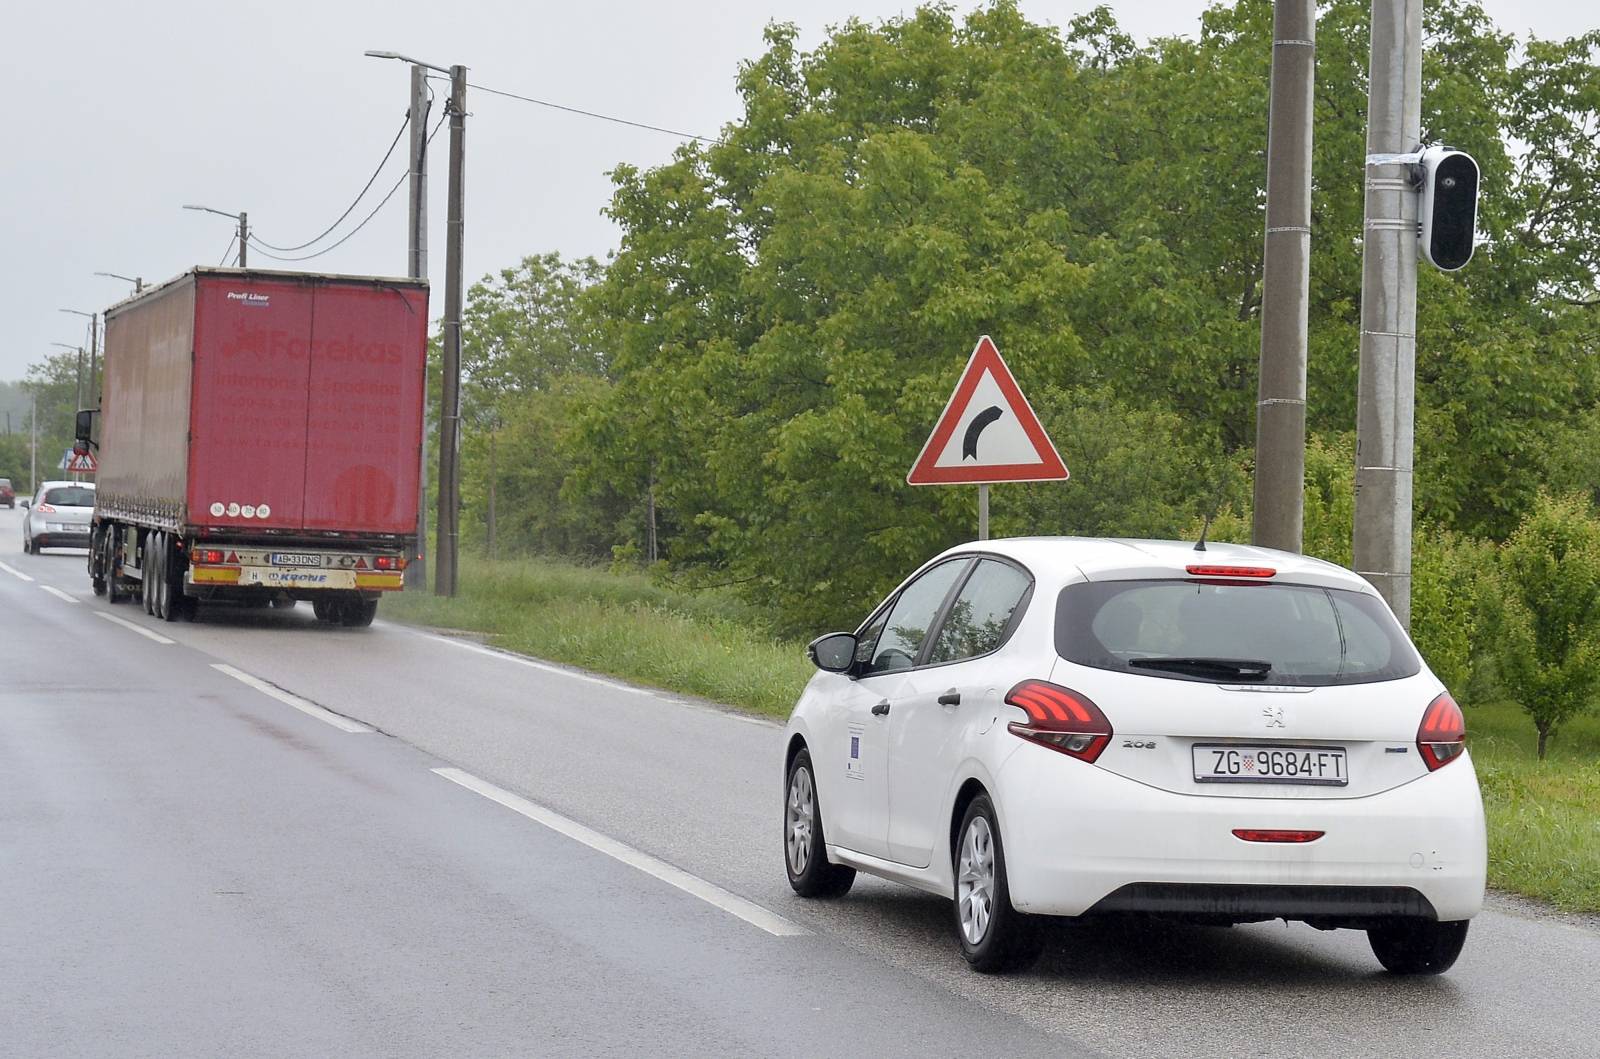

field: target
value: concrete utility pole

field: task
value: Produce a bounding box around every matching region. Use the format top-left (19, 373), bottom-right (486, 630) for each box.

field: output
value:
top-left (407, 62), bottom-right (431, 591)
top-left (1353, 0), bottom-right (1423, 628)
top-left (436, 63), bottom-right (467, 597)
top-left (1252, 0), bottom-right (1316, 554)
top-left (364, 49), bottom-right (467, 596)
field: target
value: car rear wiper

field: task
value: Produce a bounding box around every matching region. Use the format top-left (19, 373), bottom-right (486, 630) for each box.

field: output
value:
top-left (1127, 656), bottom-right (1273, 680)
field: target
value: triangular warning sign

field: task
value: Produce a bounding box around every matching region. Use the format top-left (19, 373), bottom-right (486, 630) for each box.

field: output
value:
top-left (907, 336), bottom-right (1069, 485)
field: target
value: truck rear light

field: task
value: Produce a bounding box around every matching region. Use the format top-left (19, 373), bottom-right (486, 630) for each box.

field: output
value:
top-left (196, 548), bottom-right (227, 565)
top-left (373, 555), bottom-right (405, 570)
top-left (1232, 829), bottom-right (1325, 843)
top-left (1417, 692), bottom-right (1466, 770)
top-left (1005, 680), bottom-right (1113, 763)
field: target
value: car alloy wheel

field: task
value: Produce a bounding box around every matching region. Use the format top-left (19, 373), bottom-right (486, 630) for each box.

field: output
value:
top-left (957, 815), bottom-right (996, 946)
top-left (782, 748), bottom-right (854, 898)
top-left (786, 764), bottom-right (815, 878)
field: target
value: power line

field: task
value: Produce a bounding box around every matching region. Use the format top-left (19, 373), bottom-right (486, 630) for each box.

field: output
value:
top-left (452, 77), bottom-right (723, 145)
top-left (246, 111), bottom-right (447, 263)
top-left (250, 113), bottom-right (413, 252)
top-left (219, 232), bottom-right (238, 266)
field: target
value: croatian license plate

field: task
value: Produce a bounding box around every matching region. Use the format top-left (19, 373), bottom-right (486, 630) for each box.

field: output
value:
top-left (1193, 744), bottom-right (1348, 786)
top-left (271, 552), bottom-right (323, 567)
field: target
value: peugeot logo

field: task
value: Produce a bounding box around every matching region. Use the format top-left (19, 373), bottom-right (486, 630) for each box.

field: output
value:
top-left (1263, 705), bottom-right (1287, 728)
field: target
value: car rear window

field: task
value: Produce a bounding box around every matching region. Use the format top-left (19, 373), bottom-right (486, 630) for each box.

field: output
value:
top-left (43, 486), bottom-right (96, 506)
top-left (1055, 579), bottom-right (1421, 686)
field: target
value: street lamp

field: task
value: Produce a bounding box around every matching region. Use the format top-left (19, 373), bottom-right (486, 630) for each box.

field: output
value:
top-left (49, 341), bottom-right (85, 410)
top-left (366, 48), bottom-right (468, 598)
top-left (182, 204), bottom-right (249, 267)
top-left (60, 308), bottom-right (99, 407)
top-left (94, 271), bottom-right (144, 294)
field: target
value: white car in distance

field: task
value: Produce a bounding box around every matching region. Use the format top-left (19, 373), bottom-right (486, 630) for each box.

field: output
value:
top-left (782, 537), bottom-right (1486, 974)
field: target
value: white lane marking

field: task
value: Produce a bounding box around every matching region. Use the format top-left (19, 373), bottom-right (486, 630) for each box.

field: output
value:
top-left (41, 585), bottom-right (79, 604)
top-left (0, 561), bottom-right (35, 582)
top-left (210, 664), bottom-right (374, 734)
top-left (430, 632), bottom-right (660, 698)
top-left (433, 767), bottom-right (808, 938)
top-left (93, 610), bottom-right (176, 644)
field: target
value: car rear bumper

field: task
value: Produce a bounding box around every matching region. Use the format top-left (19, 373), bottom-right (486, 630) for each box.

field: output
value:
top-left (995, 745), bottom-right (1487, 923)
top-left (31, 532), bottom-right (91, 548)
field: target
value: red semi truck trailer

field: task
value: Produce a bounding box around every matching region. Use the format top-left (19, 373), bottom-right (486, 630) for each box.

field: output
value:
top-left (82, 267), bottom-right (428, 626)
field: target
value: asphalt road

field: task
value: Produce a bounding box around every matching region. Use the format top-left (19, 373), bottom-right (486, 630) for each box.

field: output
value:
top-left (3, 505), bottom-right (1597, 1058)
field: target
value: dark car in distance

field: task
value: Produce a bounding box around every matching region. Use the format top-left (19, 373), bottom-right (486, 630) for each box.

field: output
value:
top-left (0, 478), bottom-right (14, 508)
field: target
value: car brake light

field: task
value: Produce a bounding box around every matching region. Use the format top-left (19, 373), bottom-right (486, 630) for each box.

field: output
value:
top-left (1232, 829), bottom-right (1325, 843)
top-left (1186, 565), bottom-right (1275, 578)
top-left (1417, 692), bottom-right (1466, 770)
top-left (1005, 680), bottom-right (1113, 763)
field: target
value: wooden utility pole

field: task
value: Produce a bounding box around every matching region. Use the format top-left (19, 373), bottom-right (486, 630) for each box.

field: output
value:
top-left (1253, 0), bottom-right (1316, 554)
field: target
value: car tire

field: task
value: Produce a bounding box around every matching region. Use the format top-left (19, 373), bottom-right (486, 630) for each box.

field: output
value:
top-left (1368, 919), bottom-right (1469, 975)
top-left (22, 535), bottom-right (30, 554)
top-left (954, 794), bottom-right (1043, 974)
top-left (784, 748), bottom-right (856, 898)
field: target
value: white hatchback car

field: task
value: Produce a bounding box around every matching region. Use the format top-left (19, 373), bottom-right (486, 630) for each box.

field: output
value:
top-left (782, 537), bottom-right (1485, 974)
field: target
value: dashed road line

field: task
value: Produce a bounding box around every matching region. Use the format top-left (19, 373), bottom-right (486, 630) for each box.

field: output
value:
top-left (93, 610), bottom-right (176, 644)
top-left (211, 663), bottom-right (374, 734)
top-left (432, 766), bottom-right (808, 938)
top-left (0, 561), bottom-right (36, 582)
top-left (40, 585), bottom-right (78, 604)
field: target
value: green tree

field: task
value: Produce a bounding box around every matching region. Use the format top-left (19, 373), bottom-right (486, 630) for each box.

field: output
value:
top-left (1494, 493), bottom-right (1600, 758)
top-left (566, 1), bottom-right (1598, 632)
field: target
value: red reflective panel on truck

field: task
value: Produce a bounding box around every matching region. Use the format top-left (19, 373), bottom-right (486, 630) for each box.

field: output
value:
top-left (189, 277), bottom-right (314, 530)
top-left (300, 283), bottom-right (427, 534)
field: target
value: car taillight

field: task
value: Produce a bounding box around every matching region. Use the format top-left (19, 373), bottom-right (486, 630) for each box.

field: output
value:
top-left (1417, 692), bottom-right (1466, 770)
top-left (1005, 680), bottom-right (1113, 763)
top-left (37, 503), bottom-right (57, 513)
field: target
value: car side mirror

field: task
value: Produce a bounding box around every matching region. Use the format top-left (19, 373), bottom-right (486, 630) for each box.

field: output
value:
top-left (20, 500), bottom-right (29, 509)
top-left (808, 632), bottom-right (858, 673)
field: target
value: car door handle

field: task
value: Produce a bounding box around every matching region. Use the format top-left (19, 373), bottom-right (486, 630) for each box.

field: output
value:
top-left (871, 700), bottom-right (891, 717)
top-left (938, 690), bottom-right (961, 707)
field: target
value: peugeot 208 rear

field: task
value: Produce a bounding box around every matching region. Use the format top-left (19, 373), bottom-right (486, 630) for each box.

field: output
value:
top-left (782, 538), bottom-right (1486, 975)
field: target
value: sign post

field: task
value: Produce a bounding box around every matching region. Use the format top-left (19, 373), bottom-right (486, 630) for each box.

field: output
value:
top-left (907, 336), bottom-right (1068, 539)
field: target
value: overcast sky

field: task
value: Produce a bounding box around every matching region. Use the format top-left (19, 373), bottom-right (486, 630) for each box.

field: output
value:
top-left (3, 1), bottom-right (1590, 382)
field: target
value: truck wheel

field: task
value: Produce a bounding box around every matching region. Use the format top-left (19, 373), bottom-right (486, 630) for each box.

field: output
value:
top-left (312, 598), bottom-right (333, 622)
top-left (152, 534), bottom-right (170, 620)
top-left (106, 531), bottom-right (130, 604)
top-left (340, 598), bottom-right (379, 628)
top-left (142, 541), bottom-right (155, 615)
top-left (159, 539), bottom-right (184, 623)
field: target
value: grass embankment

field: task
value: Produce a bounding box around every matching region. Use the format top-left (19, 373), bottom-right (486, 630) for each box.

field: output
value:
top-left (387, 556), bottom-right (1600, 915)
top-left (383, 556), bottom-right (813, 719)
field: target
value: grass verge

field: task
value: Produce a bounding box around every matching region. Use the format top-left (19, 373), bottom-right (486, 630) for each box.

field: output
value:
top-left (386, 555), bottom-right (1600, 915)
top-left (383, 556), bottom-right (813, 719)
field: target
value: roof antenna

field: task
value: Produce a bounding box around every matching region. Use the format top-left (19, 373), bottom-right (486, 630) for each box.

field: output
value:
top-left (1194, 474), bottom-right (1230, 552)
